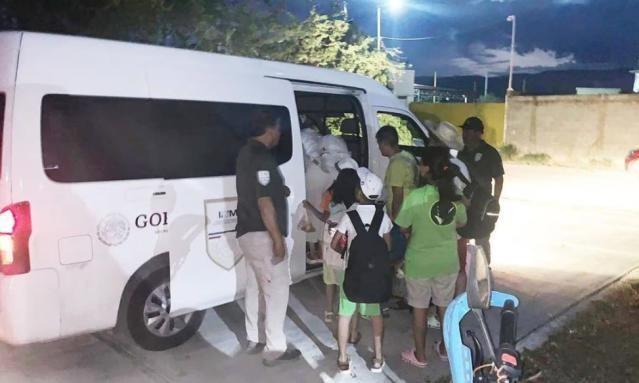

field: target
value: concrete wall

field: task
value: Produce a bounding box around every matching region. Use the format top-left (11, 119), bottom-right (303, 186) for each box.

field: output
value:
top-left (506, 94), bottom-right (639, 164)
top-left (410, 102), bottom-right (505, 147)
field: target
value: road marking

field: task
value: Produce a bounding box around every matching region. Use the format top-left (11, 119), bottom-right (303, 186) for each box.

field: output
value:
top-left (198, 309), bottom-right (242, 357)
top-left (288, 294), bottom-right (338, 350)
top-left (237, 298), bottom-right (325, 369)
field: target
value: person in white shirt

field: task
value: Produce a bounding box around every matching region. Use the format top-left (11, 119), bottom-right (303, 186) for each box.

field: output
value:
top-left (330, 168), bottom-right (392, 374)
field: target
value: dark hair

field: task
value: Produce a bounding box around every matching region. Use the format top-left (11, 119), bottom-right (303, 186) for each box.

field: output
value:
top-left (421, 147), bottom-right (461, 206)
top-left (375, 125), bottom-right (399, 147)
top-left (250, 109), bottom-right (278, 137)
top-left (329, 168), bottom-right (359, 209)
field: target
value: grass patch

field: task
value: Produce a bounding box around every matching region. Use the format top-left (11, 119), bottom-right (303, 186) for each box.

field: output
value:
top-left (519, 153), bottom-right (552, 164)
top-left (522, 281), bottom-right (639, 382)
top-left (432, 281), bottom-right (639, 383)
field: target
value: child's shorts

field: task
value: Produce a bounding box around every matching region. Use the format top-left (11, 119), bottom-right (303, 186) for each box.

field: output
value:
top-left (323, 263), bottom-right (341, 285)
top-left (406, 273), bottom-right (457, 309)
top-left (337, 283), bottom-right (381, 317)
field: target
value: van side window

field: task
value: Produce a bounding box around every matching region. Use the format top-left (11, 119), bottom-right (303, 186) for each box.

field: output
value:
top-left (376, 112), bottom-right (428, 158)
top-left (41, 95), bottom-right (292, 183)
top-left (295, 92), bottom-right (368, 166)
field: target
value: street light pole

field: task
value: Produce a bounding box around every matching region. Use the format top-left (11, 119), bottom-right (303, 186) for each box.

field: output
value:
top-left (507, 15), bottom-right (516, 92)
top-left (377, 6), bottom-right (382, 51)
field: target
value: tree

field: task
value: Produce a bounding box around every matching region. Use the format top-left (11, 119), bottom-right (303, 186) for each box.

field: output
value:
top-left (0, 1), bottom-right (404, 86)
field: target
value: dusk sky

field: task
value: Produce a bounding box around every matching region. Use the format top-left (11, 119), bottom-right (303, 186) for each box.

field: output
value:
top-left (291, 0), bottom-right (639, 77)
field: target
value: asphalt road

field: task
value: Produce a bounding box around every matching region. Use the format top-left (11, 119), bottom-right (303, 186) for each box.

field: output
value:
top-left (1, 164), bottom-right (638, 383)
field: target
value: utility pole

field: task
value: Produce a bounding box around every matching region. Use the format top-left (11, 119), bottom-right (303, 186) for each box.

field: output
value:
top-left (377, 6), bottom-right (382, 51)
top-left (484, 73), bottom-right (489, 98)
top-left (432, 71), bottom-right (437, 103)
top-left (507, 15), bottom-right (516, 93)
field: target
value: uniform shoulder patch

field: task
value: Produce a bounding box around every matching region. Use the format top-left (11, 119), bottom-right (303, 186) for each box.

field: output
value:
top-left (257, 170), bottom-right (270, 186)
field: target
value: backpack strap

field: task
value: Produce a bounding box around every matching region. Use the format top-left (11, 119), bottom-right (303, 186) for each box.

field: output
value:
top-left (369, 205), bottom-right (384, 234)
top-left (347, 210), bottom-right (367, 236)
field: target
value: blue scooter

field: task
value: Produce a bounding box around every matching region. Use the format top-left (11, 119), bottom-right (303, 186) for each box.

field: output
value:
top-left (444, 244), bottom-right (522, 383)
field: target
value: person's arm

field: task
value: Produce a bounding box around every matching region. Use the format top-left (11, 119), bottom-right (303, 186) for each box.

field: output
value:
top-left (302, 200), bottom-right (329, 222)
top-left (391, 186), bottom-right (404, 222)
top-left (455, 202), bottom-right (468, 229)
top-left (258, 196), bottom-right (286, 264)
top-left (493, 176), bottom-right (504, 201)
top-left (383, 233), bottom-right (391, 251)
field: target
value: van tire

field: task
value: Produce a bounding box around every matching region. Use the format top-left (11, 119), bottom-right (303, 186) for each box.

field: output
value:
top-left (126, 270), bottom-right (205, 351)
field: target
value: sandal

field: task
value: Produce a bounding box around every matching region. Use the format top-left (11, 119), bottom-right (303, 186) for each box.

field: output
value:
top-left (370, 357), bottom-right (385, 373)
top-left (434, 341), bottom-right (448, 362)
top-left (324, 311), bottom-right (334, 323)
top-left (401, 349), bottom-right (428, 368)
top-left (337, 357), bottom-right (351, 373)
top-left (348, 332), bottom-right (361, 345)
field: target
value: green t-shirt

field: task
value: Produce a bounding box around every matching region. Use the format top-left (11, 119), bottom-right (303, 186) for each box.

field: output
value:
top-left (395, 185), bottom-right (467, 279)
top-left (384, 150), bottom-right (418, 216)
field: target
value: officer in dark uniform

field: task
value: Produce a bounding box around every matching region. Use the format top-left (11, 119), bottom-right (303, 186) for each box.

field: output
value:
top-left (235, 109), bottom-right (300, 366)
top-left (457, 116), bottom-right (504, 264)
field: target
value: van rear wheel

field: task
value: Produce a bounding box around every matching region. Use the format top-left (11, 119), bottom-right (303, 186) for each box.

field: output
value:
top-left (127, 270), bottom-right (205, 351)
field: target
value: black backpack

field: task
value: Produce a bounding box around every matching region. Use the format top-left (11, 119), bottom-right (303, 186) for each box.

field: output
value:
top-left (342, 206), bottom-right (393, 304)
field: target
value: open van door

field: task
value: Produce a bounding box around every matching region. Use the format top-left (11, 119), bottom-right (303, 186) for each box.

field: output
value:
top-left (144, 68), bottom-right (305, 316)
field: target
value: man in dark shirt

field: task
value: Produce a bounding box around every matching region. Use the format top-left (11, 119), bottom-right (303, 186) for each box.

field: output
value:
top-left (235, 110), bottom-right (300, 366)
top-left (457, 117), bottom-right (505, 264)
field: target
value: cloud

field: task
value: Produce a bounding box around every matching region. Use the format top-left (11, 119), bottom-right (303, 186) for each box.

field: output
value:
top-left (451, 43), bottom-right (575, 75)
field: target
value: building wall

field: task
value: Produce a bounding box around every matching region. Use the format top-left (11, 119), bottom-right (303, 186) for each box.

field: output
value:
top-left (506, 94), bottom-right (639, 164)
top-left (410, 102), bottom-right (505, 147)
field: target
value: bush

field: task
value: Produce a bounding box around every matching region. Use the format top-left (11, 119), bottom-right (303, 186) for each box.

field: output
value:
top-left (499, 144), bottom-right (519, 160)
top-left (520, 153), bottom-right (552, 164)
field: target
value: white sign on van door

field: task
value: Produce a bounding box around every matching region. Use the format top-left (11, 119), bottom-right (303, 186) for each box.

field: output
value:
top-left (205, 198), bottom-right (242, 270)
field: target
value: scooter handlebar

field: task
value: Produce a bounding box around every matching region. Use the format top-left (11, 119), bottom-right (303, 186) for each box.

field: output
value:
top-left (499, 299), bottom-right (517, 349)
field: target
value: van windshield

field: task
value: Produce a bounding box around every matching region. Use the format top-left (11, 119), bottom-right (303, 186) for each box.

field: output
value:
top-left (41, 95), bottom-right (292, 183)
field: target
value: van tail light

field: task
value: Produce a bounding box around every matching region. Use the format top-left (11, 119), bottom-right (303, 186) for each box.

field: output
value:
top-left (0, 202), bottom-right (31, 275)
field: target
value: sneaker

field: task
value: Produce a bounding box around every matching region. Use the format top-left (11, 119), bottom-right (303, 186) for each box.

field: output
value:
top-left (262, 347), bottom-right (302, 367)
top-left (246, 341), bottom-right (266, 355)
top-left (427, 313), bottom-right (441, 329)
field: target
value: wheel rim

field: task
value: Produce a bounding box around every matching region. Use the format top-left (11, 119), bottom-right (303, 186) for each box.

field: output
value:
top-left (143, 282), bottom-right (193, 337)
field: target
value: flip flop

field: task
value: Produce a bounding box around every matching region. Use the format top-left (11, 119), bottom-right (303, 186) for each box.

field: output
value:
top-left (401, 349), bottom-right (428, 368)
top-left (434, 341), bottom-right (449, 362)
top-left (348, 331), bottom-right (361, 345)
top-left (324, 311), bottom-right (334, 323)
top-left (370, 357), bottom-right (385, 373)
top-left (337, 357), bottom-right (351, 373)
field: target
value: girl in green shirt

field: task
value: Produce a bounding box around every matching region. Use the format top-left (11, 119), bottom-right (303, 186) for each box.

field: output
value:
top-left (395, 147), bottom-right (467, 368)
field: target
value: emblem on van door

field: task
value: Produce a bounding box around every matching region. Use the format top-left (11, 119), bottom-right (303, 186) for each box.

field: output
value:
top-left (205, 199), bottom-right (242, 270)
top-left (97, 214), bottom-right (131, 246)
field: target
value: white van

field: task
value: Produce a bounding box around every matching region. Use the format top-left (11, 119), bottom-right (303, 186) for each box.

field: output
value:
top-left (0, 32), bottom-right (432, 350)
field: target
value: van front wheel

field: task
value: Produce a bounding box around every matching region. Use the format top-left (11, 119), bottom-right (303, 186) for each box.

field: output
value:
top-left (127, 271), bottom-right (205, 351)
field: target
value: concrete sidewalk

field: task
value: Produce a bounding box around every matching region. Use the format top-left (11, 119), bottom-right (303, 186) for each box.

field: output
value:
top-left (1, 164), bottom-right (638, 383)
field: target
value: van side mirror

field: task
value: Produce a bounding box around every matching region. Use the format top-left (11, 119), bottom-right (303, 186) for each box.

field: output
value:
top-left (466, 243), bottom-right (492, 309)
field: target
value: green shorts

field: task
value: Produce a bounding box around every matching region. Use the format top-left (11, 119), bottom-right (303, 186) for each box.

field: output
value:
top-left (338, 281), bottom-right (381, 317)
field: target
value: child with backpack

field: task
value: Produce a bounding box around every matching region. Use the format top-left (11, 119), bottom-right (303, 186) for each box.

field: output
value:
top-left (330, 168), bottom-right (393, 374)
top-left (302, 158), bottom-right (359, 323)
top-left (396, 147), bottom-right (467, 368)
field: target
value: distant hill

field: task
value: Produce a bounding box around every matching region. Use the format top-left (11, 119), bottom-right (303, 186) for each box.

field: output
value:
top-left (416, 68), bottom-right (635, 100)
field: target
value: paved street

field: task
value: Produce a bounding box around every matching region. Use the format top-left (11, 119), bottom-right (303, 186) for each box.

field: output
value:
top-left (1, 164), bottom-right (638, 383)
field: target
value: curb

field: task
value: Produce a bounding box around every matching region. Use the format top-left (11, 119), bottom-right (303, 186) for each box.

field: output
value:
top-left (516, 264), bottom-right (639, 352)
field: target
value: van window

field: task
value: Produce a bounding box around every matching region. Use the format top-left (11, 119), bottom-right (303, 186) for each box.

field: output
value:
top-left (295, 92), bottom-right (368, 166)
top-left (376, 111), bottom-right (428, 158)
top-left (41, 95), bottom-right (292, 183)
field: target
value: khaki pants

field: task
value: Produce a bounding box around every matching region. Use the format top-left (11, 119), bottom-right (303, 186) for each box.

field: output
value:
top-left (238, 232), bottom-right (291, 359)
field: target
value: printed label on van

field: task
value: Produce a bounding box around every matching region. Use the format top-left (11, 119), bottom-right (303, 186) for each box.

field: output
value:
top-left (97, 214), bottom-right (130, 246)
top-left (205, 199), bottom-right (242, 270)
